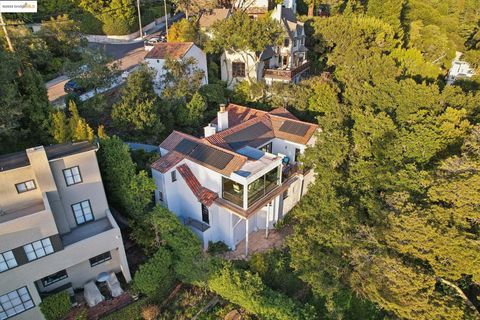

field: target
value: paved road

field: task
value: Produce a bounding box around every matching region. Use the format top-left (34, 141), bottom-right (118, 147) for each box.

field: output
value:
top-left (47, 13), bottom-right (184, 104)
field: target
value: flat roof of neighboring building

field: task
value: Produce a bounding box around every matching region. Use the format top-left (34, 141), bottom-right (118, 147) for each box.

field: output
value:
top-left (0, 141), bottom-right (98, 172)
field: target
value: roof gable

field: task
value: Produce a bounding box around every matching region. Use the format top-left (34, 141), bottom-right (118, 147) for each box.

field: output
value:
top-left (145, 42), bottom-right (194, 60)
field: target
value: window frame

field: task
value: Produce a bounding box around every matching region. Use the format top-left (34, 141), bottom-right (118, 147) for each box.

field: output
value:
top-left (171, 170), bottom-right (177, 182)
top-left (89, 252), bottom-right (112, 267)
top-left (0, 287), bottom-right (35, 319)
top-left (158, 191), bottom-right (164, 202)
top-left (0, 251), bottom-right (18, 273)
top-left (15, 180), bottom-right (36, 194)
top-left (232, 62), bottom-right (246, 78)
top-left (71, 200), bottom-right (94, 225)
top-left (41, 270), bottom-right (68, 287)
top-left (23, 238), bottom-right (54, 262)
top-left (62, 166), bottom-right (83, 186)
top-left (294, 148), bottom-right (302, 162)
top-left (201, 204), bottom-right (210, 225)
top-left (284, 38), bottom-right (290, 47)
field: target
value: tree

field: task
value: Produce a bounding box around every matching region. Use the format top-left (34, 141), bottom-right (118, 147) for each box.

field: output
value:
top-left (50, 101), bottom-right (95, 143)
top-left (167, 19), bottom-right (199, 43)
top-left (206, 11), bottom-right (284, 83)
top-left (112, 65), bottom-right (165, 141)
top-left (133, 248), bottom-right (175, 297)
top-left (177, 91), bottom-right (206, 130)
top-left (161, 57), bottom-right (205, 101)
top-left (64, 48), bottom-right (119, 93)
top-left (171, 0), bottom-right (215, 19)
top-left (38, 15), bottom-right (85, 58)
top-left (209, 262), bottom-right (317, 320)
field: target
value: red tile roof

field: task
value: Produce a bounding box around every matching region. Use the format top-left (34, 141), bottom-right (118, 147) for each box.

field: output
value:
top-left (199, 8), bottom-right (230, 28)
top-left (177, 164), bottom-right (218, 207)
top-left (151, 151), bottom-right (184, 173)
top-left (207, 104), bottom-right (318, 149)
top-left (145, 42), bottom-right (194, 60)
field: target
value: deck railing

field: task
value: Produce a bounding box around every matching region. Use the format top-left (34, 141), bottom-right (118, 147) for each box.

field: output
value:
top-left (263, 61), bottom-right (311, 80)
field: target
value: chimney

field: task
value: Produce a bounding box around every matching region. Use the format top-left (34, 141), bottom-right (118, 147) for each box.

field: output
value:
top-left (273, 3), bottom-right (282, 21)
top-left (204, 124), bottom-right (217, 137)
top-left (217, 104), bottom-right (229, 131)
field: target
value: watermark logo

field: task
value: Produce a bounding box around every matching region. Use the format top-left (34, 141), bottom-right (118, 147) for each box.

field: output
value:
top-left (0, 1), bottom-right (37, 13)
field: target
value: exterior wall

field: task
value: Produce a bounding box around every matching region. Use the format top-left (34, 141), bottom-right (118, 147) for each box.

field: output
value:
top-left (271, 138), bottom-right (305, 163)
top-left (146, 44), bottom-right (209, 93)
top-left (221, 51), bottom-right (261, 89)
top-left (49, 151), bottom-right (109, 231)
top-left (0, 146), bottom-right (131, 320)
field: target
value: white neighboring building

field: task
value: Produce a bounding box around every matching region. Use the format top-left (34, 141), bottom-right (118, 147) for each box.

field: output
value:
top-left (221, 4), bottom-right (309, 88)
top-left (144, 42), bottom-right (208, 94)
top-left (446, 51), bottom-right (476, 85)
top-left (151, 104), bottom-right (318, 255)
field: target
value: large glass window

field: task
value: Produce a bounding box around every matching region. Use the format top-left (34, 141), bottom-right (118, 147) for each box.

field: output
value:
top-left (41, 270), bottom-right (68, 287)
top-left (0, 251), bottom-right (17, 273)
top-left (89, 252), bottom-right (111, 267)
top-left (23, 238), bottom-right (54, 261)
top-left (63, 166), bottom-right (82, 186)
top-left (0, 287), bottom-right (34, 319)
top-left (222, 178), bottom-right (244, 207)
top-left (72, 200), bottom-right (93, 225)
top-left (248, 167), bottom-right (280, 207)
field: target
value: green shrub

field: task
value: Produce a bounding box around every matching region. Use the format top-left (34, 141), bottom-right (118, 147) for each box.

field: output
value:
top-left (207, 241), bottom-right (230, 255)
top-left (133, 247), bottom-right (176, 298)
top-left (102, 298), bottom-right (147, 320)
top-left (39, 291), bottom-right (71, 320)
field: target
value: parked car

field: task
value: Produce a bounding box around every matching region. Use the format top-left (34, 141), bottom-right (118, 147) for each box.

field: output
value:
top-left (64, 80), bottom-right (86, 95)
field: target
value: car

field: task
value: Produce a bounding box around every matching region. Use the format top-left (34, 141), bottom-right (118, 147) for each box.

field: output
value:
top-left (146, 36), bottom-right (161, 45)
top-left (64, 80), bottom-right (85, 95)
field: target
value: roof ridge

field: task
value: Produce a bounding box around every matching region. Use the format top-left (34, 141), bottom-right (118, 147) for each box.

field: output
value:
top-left (267, 113), bottom-right (318, 127)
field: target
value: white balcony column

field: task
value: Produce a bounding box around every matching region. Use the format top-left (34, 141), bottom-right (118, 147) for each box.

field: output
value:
top-left (265, 202), bottom-right (271, 239)
top-left (245, 218), bottom-right (249, 257)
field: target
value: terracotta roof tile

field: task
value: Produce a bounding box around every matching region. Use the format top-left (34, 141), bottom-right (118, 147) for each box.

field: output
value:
top-left (199, 8), bottom-right (230, 28)
top-left (268, 107), bottom-right (299, 120)
top-left (211, 104), bottom-right (268, 127)
top-left (269, 114), bottom-right (318, 145)
top-left (177, 164), bottom-right (218, 207)
top-left (151, 151), bottom-right (184, 173)
top-left (145, 42), bottom-right (194, 60)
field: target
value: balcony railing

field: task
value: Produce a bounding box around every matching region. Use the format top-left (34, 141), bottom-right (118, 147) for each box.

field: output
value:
top-left (263, 61), bottom-right (311, 80)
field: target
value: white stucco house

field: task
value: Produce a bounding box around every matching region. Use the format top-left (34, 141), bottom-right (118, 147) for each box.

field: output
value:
top-left (151, 103), bottom-right (318, 255)
top-left (446, 51), bottom-right (476, 85)
top-left (221, 4), bottom-right (309, 88)
top-left (144, 42), bottom-right (208, 94)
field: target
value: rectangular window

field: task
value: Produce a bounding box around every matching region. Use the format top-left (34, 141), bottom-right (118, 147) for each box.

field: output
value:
top-left (71, 200), bottom-right (93, 225)
top-left (159, 191), bottom-right (163, 202)
top-left (63, 166), bottom-right (82, 186)
top-left (201, 204), bottom-right (209, 225)
top-left (232, 62), bottom-right (246, 78)
top-left (15, 180), bottom-right (36, 194)
top-left (89, 252), bottom-right (112, 267)
top-left (222, 177), bottom-right (244, 207)
top-left (284, 38), bottom-right (290, 47)
top-left (41, 270), bottom-right (68, 287)
top-left (171, 170), bottom-right (177, 182)
top-left (283, 190), bottom-right (289, 200)
top-left (23, 238), bottom-right (54, 262)
top-left (0, 287), bottom-right (34, 319)
top-left (0, 251), bottom-right (17, 273)
top-left (260, 142), bottom-right (272, 153)
top-left (295, 148), bottom-right (302, 162)
top-left (248, 167), bottom-right (280, 207)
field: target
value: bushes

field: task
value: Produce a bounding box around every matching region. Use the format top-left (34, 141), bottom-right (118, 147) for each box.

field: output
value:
top-left (208, 263), bottom-right (317, 320)
top-left (102, 298), bottom-right (147, 320)
top-left (133, 248), bottom-right (176, 298)
top-left (39, 291), bottom-right (71, 320)
top-left (141, 304), bottom-right (160, 320)
top-left (207, 241), bottom-right (230, 255)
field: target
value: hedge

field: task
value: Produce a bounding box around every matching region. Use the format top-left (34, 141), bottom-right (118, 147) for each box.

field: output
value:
top-left (39, 291), bottom-right (72, 320)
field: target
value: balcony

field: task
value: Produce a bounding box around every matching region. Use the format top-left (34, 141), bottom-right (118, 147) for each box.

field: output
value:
top-left (263, 61), bottom-right (310, 81)
top-left (60, 210), bottom-right (117, 246)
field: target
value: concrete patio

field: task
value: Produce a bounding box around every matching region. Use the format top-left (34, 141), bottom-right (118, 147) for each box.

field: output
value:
top-left (224, 227), bottom-right (292, 260)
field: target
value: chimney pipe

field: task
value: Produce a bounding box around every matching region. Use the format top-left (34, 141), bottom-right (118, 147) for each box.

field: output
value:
top-left (217, 104), bottom-right (229, 131)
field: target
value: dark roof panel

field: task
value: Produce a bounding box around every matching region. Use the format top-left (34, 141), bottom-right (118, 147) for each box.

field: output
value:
top-left (45, 141), bottom-right (98, 160)
top-left (189, 144), bottom-right (234, 170)
top-left (279, 120), bottom-right (310, 137)
top-left (0, 151), bottom-right (30, 172)
top-left (223, 122), bottom-right (272, 150)
top-left (174, 139), bottom-right (198, 154)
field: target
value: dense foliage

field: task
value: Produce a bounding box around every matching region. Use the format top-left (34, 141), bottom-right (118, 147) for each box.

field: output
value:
top-left (133, 248), bottom-right (176, 297)
top-left (39, 291), bottom-right (71, 320)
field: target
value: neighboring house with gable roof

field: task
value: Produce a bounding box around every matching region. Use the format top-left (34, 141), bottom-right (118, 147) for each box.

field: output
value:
top-left (220, 3), bottom-right (309, 88)
top-left (199, 8), bottom-right (231, 35)
top-left (144, 42), bottom-right (208, 94)
top-left (151, 103), bottom-right (318, 255)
